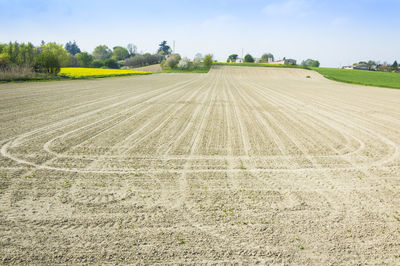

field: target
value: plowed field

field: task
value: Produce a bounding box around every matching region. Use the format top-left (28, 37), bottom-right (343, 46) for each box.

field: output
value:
top-left (1, 66), bottom-right (400, 264)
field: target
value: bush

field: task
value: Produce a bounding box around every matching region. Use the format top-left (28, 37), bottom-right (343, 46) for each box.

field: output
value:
top-left (203, 54), bottom-right (213, 68)
top-left (90, 60), bottom-right (104, 68)
top-left (160, 58), bottom-right (166, 69)
top-left (177, 57), bottom-right (190, 69)
top-left (104, 58), bottom-right (119, 69)
top-left (34, 52), bottom-right (60, 74)
top-left (125, 55), bottom-right (145, 68)
top-left (166, 54), bottom-right (181, 69)
top-left (193, 57), bottom-right (202, 68)
top-left (125, 54), bottom-right (162, 68)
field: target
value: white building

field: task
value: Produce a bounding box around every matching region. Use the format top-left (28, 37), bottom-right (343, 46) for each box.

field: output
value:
top-left (273, 58), bottom-right (297, 65)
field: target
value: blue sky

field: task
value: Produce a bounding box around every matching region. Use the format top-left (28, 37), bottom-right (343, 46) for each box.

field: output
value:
top-left (1, 0), bottom-right (399, 67)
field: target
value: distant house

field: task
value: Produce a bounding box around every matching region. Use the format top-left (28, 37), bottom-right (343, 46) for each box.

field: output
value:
top-left (342, 65), bottom-right (354, 70)
top-left (254, 58), bottom-right (262, 63)
top-left (343, 64), bottom-right (376, 71)
top-left (273, 58), bottom-right (297, 65)
top-left (353, 64), bottom-right (370, 70)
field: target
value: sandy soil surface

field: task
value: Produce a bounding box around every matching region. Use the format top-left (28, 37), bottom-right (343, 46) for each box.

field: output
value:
top-left (0, 66), bottom-right (399, 264)
top-left (132, 64), bottom-right (162, 73)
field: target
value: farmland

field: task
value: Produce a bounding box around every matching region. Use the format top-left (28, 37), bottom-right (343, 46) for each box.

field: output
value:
top-left (1, 66), bottom-right (400, 264)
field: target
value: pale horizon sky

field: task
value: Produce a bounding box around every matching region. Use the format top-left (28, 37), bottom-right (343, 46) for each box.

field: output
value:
top-left (1, 0), bottom-right (399, 67)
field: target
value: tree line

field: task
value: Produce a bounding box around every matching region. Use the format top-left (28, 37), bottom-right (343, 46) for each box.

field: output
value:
top-left (0, 40), bottom-right (178, 78)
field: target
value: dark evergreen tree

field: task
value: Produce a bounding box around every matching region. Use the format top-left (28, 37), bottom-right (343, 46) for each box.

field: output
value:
top-left (65, 41), bottom-right (81, 55)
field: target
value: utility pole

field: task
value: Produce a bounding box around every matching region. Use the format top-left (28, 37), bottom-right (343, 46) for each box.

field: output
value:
top-left (173, 40), bottom-right (175, 54)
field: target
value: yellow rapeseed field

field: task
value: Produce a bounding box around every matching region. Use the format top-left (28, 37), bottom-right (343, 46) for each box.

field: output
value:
top-left (59, 67), bottom-right (151, 78)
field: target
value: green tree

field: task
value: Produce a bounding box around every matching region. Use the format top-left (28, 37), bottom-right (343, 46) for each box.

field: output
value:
top-left (244, 54), bottom-right (254, 63)
top-left (92, 45), bottom-right (112, 61)
top-left (392, 60), bottom-right (398, 71)
top-left (0, 43), bottom-right (6, 53)
top-left (41, 42), bottom-right (70, 66)
top-left (301, 59), bottom-right (319, 67)
top-left (104, 58), bottom-right (119, 69)
top-left (203, 54), bottom-right (213, 67)
top-left (77, 52), bottom-right (93, 67)
top-left (18, 42), bottom-right (36, 66)
top-left (158, 41), bottom-right (171, 57)
top-left (261, 53), bottom-right (274, 63)
top-left (367, 60), bottom-right (376, 68)
top-left (65, 41), bottom-right (81, 55)
top-left (227, 54), bottom-right (238, 63)
top-left (311, 60), bottom-right (320, 67)
top-left (90, 60), bottom-right (104, 68)
top-left (0, 53), bottom-right (10, 69)
top-left (34, 52), bottom-right (60, 74)
top-left (112, 46), bottom-right (129, 60)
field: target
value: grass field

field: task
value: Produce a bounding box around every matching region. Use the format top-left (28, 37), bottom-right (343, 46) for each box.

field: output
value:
top-left (59, 67), bottom-right (151, 78)
top-left (312, 67), bottom-right (400, 89)
top-left (1, 66), bottom-right (400, 264)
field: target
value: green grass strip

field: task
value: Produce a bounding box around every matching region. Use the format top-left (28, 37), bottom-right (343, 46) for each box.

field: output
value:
top-left (312, 67), bottom-right (400, 89)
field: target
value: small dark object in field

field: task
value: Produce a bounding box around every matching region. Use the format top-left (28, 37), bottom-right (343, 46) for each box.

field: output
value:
top-left (306, 75), bottom-right (311, 78)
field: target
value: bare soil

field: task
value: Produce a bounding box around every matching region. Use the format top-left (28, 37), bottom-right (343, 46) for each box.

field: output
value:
top-left (132, 64), bottom-right (162, 73)
top-left (0, 66), bottom-right (399, 264)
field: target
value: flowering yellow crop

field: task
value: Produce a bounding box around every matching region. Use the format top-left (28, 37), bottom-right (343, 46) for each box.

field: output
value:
top-left (59, 67), bottom-right (151, 78)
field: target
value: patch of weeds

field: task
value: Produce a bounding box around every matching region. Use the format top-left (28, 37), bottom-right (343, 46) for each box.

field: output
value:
top-left (306, 75), bottom-right (311, 78)
top-left (177, 235), bottom-right (185, 245)
top-left (394, 215), bottom-right (400, 222)
top-left (25, 172), bottom-right (36, 179)
top-left (298, 244), bottom-right (304, 250)
top-left (239, 164), bottom-right (246, 170)
top-left (199, 204), bottom-right (205, 210)
top-left (222, 208), bottom-right (235, 216)
top-left (94, 182), bottom-right (104, 187)
top-left (62, 181), bottom-right (71, 188)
